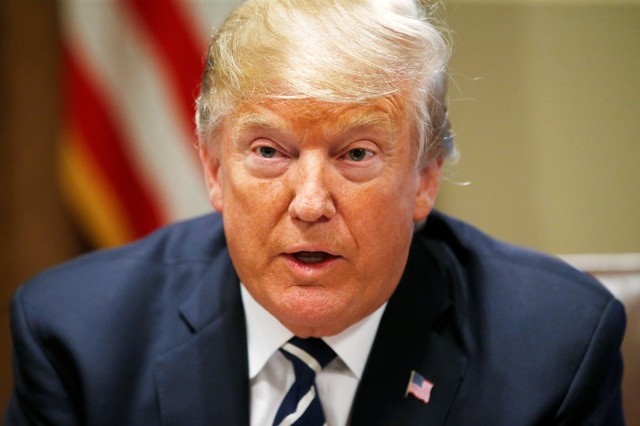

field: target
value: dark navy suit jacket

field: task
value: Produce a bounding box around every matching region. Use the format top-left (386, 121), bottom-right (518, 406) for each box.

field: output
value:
top-left (6, 211), bottom-right (626, 425)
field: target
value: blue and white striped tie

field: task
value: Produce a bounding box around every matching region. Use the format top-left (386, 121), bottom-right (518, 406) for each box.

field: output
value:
top-left (273, 337), bottom-right (337, 426)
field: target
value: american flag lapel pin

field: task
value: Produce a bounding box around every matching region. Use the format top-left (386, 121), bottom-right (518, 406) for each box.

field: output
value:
top-left (405, 370), bottom-right (434, 405)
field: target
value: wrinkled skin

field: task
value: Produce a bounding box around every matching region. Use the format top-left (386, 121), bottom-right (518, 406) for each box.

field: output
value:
top-left (199, 98), bottom-right (442, 337)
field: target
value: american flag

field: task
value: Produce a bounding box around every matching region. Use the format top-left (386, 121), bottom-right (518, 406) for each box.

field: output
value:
top-left (405, 370), bottom-right (434, 404)
top-left (59, 0), bottom-right (242, 247)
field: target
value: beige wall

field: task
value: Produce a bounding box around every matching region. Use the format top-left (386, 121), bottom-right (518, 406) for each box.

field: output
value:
top-left (437, 3), bottom-right (640, 254)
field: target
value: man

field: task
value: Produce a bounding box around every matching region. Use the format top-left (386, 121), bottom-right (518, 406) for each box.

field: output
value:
top-left (6, 0), bottom-right (625, 425)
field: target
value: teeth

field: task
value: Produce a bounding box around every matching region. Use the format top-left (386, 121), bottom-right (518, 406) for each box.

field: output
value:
top-left (294, 252), bottom-right (329, 264)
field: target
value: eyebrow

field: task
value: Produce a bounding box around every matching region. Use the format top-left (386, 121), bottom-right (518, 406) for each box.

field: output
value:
top-left (326, 109), bottom-right (396, 138)
top-left (232, 112), bottom-right (292, 135)
top-left (230, 104), bottom-right (397, 142)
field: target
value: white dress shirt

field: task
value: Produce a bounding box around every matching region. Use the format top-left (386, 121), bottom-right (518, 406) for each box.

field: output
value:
top-left (240, 285), bottom-right (386, 426)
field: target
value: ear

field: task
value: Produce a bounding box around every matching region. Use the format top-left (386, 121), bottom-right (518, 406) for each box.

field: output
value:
top-left (198, 145), bottom-right (224, 212)
top-left (413, 159), bottom-right (443, 222)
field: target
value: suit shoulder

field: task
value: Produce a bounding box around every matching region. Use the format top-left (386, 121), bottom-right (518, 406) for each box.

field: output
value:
top-left (417, 213), bottom-right (626, 424)
top-left (420, 212), bottom-right (625, 382)
top-left (421, 211), bottom-right (617, 307)
top-left (13, 214), bottom-right (227, 320)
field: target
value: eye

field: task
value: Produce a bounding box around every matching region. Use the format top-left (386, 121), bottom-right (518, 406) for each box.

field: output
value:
top-left (258, 146), bottom-right (278, 158)
top-left (346, 148), bottom-right (373, 162)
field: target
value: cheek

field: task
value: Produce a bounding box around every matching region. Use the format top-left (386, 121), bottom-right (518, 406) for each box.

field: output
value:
top-left (343, 199), bottom-right (411, 257)
top-left (348, 171), bottom-right (417, 221)
top-left (344, 173), bottom-right (417, 258)
top-left (220, 167), bottom-right (291, 253)
top-left (225, 162), bottom-right (287, 211)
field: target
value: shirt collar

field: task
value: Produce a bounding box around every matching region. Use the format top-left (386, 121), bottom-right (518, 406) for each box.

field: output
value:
top-left (241, 284), bottom-right (387, 380)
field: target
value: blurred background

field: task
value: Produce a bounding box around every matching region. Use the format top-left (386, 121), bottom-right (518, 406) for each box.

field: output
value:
top-left (1, 0), bottom-right (638, 421)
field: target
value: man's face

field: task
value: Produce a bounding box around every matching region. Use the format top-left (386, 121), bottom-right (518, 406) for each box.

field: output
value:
top-left (200, 97), bottom-right (441, 337)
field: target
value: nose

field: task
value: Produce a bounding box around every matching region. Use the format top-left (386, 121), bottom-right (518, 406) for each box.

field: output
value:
top-left (288, 154), bottom-right (336, 222)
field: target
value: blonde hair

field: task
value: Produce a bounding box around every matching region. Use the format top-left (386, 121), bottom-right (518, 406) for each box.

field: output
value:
top-left (196, 0), bottom-right (453, 166)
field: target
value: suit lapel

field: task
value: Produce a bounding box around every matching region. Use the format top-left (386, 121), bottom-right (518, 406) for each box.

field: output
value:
top-left (350, 237), bottom-right (469, 426)
top-left (154, 251), bottom-right (250, 426)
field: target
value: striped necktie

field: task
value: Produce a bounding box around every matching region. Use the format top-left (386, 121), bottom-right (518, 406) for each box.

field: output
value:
top-left (273, 337), bottom-right (337, 426)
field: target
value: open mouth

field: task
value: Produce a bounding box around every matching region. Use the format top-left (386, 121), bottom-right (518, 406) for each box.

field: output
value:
top-left (291, 251), bottom-right (338, 264)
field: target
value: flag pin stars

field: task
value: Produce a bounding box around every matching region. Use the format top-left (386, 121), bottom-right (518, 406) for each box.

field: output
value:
top-left (405, 370), bottom-right (434, 405)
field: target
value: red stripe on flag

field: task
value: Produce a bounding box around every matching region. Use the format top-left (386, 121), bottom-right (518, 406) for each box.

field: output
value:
top-left (64, 47), bottom-right (166, 239)
top-left (124, 0), bottom-right (204, 138)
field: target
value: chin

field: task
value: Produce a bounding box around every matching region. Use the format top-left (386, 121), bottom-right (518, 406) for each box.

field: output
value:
top-left (275, 291), bottom-right (354, 336)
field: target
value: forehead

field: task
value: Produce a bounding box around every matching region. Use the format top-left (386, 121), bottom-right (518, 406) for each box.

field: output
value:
top-left (229, 96), bottom-right (408, 135)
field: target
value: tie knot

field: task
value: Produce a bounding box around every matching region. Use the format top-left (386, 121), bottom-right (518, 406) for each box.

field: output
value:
top-left (280, 337), bottom-right (336, 375)
top-left (274, 337), bottom-right (335, 426)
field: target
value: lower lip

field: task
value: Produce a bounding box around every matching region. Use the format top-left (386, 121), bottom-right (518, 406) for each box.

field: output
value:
top-left (282, 254), bottom-right (341, 278)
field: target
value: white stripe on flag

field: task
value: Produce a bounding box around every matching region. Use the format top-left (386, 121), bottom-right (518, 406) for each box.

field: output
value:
top-left (61, 1), bottom-right (213, 221)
